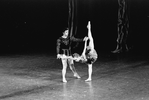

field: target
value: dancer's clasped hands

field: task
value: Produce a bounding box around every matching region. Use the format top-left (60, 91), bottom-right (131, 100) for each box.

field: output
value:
top-left (83, 36), bottom-right (89, 41)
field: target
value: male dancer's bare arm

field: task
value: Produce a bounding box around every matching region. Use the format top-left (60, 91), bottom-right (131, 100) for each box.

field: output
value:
top-left (71, 36), bottom-right (83, 42)
top-left (81, 38), bottom-right (88, 60)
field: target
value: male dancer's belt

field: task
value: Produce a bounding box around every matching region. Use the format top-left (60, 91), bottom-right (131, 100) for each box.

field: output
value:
top-left (62, 49), bottom-right (69, 56)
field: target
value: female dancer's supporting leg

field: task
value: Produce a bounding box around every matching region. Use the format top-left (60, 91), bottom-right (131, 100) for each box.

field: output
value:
top-left (85, 64), bottom-right (92, 81)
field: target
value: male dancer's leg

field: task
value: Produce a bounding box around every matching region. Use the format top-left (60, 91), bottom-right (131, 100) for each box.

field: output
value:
top-left (68, 58), bottom-right (81, 78)
top-left (61, 58), bottom-right (68, 83)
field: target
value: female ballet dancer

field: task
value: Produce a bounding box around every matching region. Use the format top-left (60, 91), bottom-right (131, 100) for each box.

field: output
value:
top-left (82, 21), bottom-right (98, 82)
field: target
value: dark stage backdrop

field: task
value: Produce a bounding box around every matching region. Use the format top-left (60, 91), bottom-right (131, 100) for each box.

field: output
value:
top-left (0, 0), bottom-right (149, 55)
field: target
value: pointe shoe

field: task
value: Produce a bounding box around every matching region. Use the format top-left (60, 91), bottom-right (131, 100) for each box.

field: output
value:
top-left (85, 78), bottom-right (92, 82)
top-left (74, 74), bottom-right (81, 79)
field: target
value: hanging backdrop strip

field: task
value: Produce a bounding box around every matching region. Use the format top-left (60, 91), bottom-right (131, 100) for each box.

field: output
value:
top-left (68, 0), bottom-right (78, 38)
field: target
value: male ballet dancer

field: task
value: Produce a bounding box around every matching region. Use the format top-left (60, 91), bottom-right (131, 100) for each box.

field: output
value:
top-left (57, 29), bottom-right (87, 83)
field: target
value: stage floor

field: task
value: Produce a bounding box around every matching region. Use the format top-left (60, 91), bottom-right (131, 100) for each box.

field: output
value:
top-left (0, 53), bottom-right (149, 100)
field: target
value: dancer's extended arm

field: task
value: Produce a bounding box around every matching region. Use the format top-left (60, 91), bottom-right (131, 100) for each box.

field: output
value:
top-left (81, 37), bottom-right (88, 59)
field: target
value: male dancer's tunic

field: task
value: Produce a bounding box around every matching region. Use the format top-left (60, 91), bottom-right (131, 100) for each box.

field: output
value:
top-left (57, 36), bottom-right (83, 56)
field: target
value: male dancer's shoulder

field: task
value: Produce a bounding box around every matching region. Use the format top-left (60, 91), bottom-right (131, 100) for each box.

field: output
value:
top-left (57, 37), bottom-right (63, 42)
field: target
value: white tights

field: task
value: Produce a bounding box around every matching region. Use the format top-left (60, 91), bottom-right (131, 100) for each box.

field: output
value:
top-left (61, 58), bottom-right (80, 83)
top-left (85, 64), bottom-right (92, 82)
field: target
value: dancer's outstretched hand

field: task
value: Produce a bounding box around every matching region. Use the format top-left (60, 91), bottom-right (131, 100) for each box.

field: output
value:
top-left (57, 54), bottom-right (61, 59)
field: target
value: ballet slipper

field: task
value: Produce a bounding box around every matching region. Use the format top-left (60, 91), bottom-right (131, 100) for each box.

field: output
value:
top-left (74, 74), bottom-right (81, 79)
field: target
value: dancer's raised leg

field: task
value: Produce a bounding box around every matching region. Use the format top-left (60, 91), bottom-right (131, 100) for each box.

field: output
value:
top-left (87, 21), bottom-right (94, 50)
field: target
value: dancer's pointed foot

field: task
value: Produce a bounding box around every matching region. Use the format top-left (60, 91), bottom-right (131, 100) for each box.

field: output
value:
top-left (85, 78), bottom-right (92, 82)
top-left (74, 74), bottom-right (81, 79)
